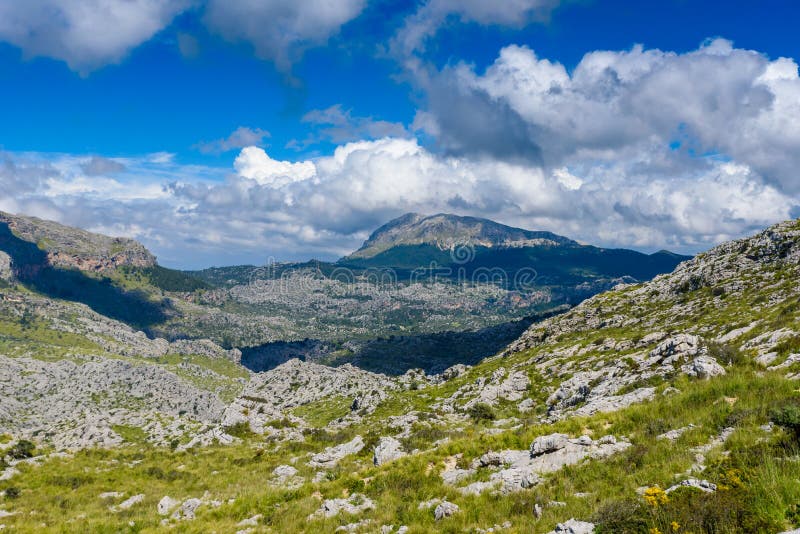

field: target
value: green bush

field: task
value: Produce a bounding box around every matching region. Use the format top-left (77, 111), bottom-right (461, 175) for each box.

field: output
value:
top-left (706, 341), bottom-right (748, 367)
top-left (224, 421), bottom-right (255, 439)
top-left (4, 487), bottom-right (20, 499)
top-left (466, 402), bottom-right (496, 422)
top-left (8, 439), bottom-right (35, 459)
top-left (772, 401), bottom-right (800, 440)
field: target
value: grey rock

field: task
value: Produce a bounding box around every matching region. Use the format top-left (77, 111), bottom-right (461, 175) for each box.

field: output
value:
top-left (548, 519), bottom-right (595, 534)
top-left (665, 478), bottom-right (717, 493)
top-left (308, 436), bottom-right (364, 468)
top-left (172, 498), bottom-right (203, 520)
top-left (111, 494), bottom-right (144, 512)
top-left (309, 494), bottom-right (374, 519)
top-left (158, 496), bottom-right (180, 516)
top-left (373, 436), bottom-right (406, 466)
top-left (681, 356), bottom-right (726, 378)
top-left (531, 433), bottom-right (570, 456)
top-left (434, 501), bottom-right (459, 520)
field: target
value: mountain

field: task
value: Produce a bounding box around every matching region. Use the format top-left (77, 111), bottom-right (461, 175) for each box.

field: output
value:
top-left (340, 213), bottom-right (691, 286)
top-left (346, 212), bottom-right (577, 259)
top-left (2, 218), bottom-right (800, 531)
top-left (0, 211), bottom-right (156, 272)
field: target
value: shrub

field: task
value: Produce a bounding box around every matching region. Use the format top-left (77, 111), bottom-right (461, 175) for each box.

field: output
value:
top-left (771, 401), bottom-right (800, 440)
top-left (466, 402), bottom-right (496, 422)
top-left (8, 439), bottom-right (35, 460)
top-left (705, 342), bottom-right (747, 367)
top-left (4, 487), bottom-right (20, 499)
top-left (224, 421), bottom-right (255, 439)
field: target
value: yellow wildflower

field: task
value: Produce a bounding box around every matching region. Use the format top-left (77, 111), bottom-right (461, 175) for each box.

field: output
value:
top-left (671, 521), bottom-right (681, 531)
top-left (643, 486), bottom-right (669, 506)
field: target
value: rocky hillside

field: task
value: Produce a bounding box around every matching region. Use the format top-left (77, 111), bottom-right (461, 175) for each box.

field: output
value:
top-left (0, 211), bottom-right (156, 272)
top-left (2, 218), bottom-right (800, 532)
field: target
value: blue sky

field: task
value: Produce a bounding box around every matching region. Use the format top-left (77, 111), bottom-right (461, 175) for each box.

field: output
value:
top-left (1, 0), bottom-right (799, 268)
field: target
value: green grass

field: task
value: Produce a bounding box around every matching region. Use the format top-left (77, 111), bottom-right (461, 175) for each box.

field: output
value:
top-left (2, 370), bottom-right (799, 533)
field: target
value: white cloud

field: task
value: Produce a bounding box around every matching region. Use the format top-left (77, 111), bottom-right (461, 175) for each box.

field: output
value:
top-left (0, 0), bottom-right (191, 74)
top-left (418, 39), bottom-right (800, 193)
top-left (203, 0), bottom-right (366, 71)
top-left (234, 146), bottom-right (316, 187)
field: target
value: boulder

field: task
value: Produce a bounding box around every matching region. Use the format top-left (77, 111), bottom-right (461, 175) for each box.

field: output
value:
top-left (308, 436), bottom-right (364, 468)
top-left (434, 501), bottom-right (459, 520)
top-left (530, 433), bottom-right (570, 456)
top-left (373, 437), bottom-right (406, 466)
top-left (157, 496), bottom-right (180, 516)
top-left (548, 518), bottom-right (595, 534)
top-left (681, 356), bottom-right (725, 379)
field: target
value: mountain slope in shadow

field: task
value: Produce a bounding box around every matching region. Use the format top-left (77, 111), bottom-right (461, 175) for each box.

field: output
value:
top-left (0, 222), bottom-right (168, 330)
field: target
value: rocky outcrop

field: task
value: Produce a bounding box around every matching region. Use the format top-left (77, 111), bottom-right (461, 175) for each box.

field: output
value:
top-left (223, 360), bottom-right (396, 432)
top-left (444, 434), bottom-right (628, 496)
top-left (308, 494), bottom-right (374, 519)
top-left (308, 436), bottom-right (365, 468)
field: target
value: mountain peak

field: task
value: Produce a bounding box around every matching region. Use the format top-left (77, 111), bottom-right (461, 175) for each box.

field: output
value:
top-left (347, 213), bottom-right (576, 260)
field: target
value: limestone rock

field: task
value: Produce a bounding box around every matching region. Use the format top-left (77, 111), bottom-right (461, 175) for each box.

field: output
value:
top-left (548, 518), bottom-right (595, 534)
top-left (681, 356), bottom-right (726, 378)
top-left (111, 494), bottom-right (144, 512)
top-left (531, 433), bottom-right (570, 456)
top-left (158, 496), bottom-right (180, 516)
top-left (308, 436), bottom-right (364, 468)
top-left (434, 501), bottom-right (459, 520)
top-left (373, 436), bottom-right (406, 466)
top-left (309, 494), bottom-right (374, 519)
top-left (172, 498), bottom-right (203, 520)
top-left (665, 478), bottom-right (717, 493)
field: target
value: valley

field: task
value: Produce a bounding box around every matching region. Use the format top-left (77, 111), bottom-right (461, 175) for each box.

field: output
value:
top-left (1, 212), bottom-right (799, 532)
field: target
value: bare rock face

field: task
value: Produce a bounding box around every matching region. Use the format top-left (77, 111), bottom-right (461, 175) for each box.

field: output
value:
top-left (373, 436), bottom-right (406, 466)
top-left (0, 354), bottom-right (226, 450)
top-left (0, 251), bottom-right (12, 282)
top-left (531, 433), bottom-right (571, 456)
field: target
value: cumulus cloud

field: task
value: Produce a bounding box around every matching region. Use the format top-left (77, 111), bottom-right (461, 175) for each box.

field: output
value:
top-left (392, 0), bottom-right (561, 58)
top-left (195, 127), bottom-right (271, 154)
top-left (417, 39), bottom-right (800, 193)
top-left (166, 137), bottom-right (796, 262)
top-left (203, 0), bottom-right (366, 71)
top-left (0, 0), bottom-right (191, 74)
